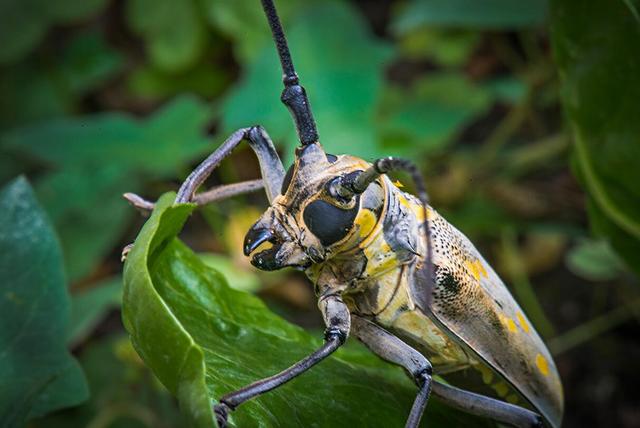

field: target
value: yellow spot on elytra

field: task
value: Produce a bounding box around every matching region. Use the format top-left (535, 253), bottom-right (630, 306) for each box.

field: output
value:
top-left (498, 313), bottom-right (518, 334)
top-left (393, 179), bottom-right (404, 188)
top-left (494, 381), bottom-right (510, 397)
top-left (355, 209), bottom-right (377, 239)
top-left (536, 354), bottom-right (549, 376)
top-left (506, 394), bottom-right (519, 404)
top-left (477, 364), bottom-right (494, 384)
top-left (516, 311), bottom-right (531, 333)
top-left (465, 259), bottom-right (488, 281)
top-left (477, 261), bottom-right (487, 278)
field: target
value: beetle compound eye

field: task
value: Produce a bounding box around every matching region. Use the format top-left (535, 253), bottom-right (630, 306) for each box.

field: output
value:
top-left (303, 199), bottom-right (358, 246)
top-left (281, 164), bottom-right (295, 195)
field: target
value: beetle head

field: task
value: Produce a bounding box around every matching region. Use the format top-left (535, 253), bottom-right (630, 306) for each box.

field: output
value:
top-left (244, 143), bottom-right (379, 271)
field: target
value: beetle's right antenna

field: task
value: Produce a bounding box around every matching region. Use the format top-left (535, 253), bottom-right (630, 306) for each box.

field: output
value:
top-left (261, 0), bottom-right (319, 146)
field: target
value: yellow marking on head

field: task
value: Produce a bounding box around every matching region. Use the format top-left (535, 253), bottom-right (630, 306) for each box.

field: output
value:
top-left (393, 179), bottom-right (404, 188)
top-left (536, 354), bottom-right (549, 376)
top-left (355, 208), bottom-right (377, 239)
top-left (516, 311), bottom-right (531, 333)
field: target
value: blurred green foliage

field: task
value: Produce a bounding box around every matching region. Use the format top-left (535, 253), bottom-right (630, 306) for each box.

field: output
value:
top-left (0, 178), bottom-right (87, 425)
top-left (0, 0), bottom-right (638, 426)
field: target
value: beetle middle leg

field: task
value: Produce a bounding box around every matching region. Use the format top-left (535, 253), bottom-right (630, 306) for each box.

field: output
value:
top-left (351, 315), bottom-right (433, 428)
top-left (351, 315), bottom-right (543, 428)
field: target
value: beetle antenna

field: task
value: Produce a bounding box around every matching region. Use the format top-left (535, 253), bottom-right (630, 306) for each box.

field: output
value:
top-left (261, 0), bottom-right (319, 146)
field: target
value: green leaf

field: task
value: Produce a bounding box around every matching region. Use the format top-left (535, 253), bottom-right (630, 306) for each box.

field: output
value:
top-left (126, 0), bottom-right (206, 72)
top-left (128, 63), bottom-right (231, 101)
top-left (551, 0), bottom-right (640, 275)
top-left (200, 0), bottom-right (297, 63)
top-left (0, 0), bottom-right (47, 64)
top-left (68, 277), bottom-right (123, 346)
top-left (393, 0), bottom-right (548, 32)
top-left (36, 336), bottom-right (185, 428)
top-left (221, 1), bottom-right (393, 161)
top-left (45, 0), bottom-right (108, 22)
top-left (0, 177), bottom-right (88, 425)
top-left (0, 0), bottom-right (108, 64)
top-left (2, 96), bottom-right (213, 280)
top-left (379, 73), bottom-right (492, 156)
top-left (0, 31), bottom-right (123, 130)
top-left (566, 239), bottom-right (626, 282)
top-left (396, 28), bottom-right (479, 67)
top-left (123, 193), bottom-right (490, 427)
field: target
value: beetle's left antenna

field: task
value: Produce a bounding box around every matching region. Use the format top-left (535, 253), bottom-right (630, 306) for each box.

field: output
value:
top-left (261, 0), bottom-right (319, 146)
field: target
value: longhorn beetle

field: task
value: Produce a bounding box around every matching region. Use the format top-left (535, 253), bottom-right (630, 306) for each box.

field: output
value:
top-left (126, 0), bottom-right (563, 426)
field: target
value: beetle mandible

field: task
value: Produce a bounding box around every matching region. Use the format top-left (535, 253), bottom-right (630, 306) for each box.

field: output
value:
top-left (126, 1), bottom-right (563, 427)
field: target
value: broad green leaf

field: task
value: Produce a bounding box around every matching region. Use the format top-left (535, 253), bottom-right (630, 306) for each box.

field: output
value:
top-left (200, 0), bottom-right (297, 63)
top-left (0, 177), bottom-right (88, 425)
top-left (126, 0), bottom-right (206, 72)
top-left (393, 0), bottom-right (548, 33)
top-left (45, 0), bottom-right (108, 22)
top-left (55, 30), bottom-right (124, 95)
top-left (1, 96), bottom-right (213, 280)
top-left (379, 73), bottom-right (492, 156)
top-left (221, 1), bottom-right (393, 161)
top-left (0, 0), bottom-right (47, 64)
top-left (0, 30), bottom-right (123, 130)
top-left (566, 239), bottom-right (626, 282)
top-left (68, 277), bottom-right (123, 346)
top-left (396, 28), bottom-right (479, 67)
top-left (0, 0), bottom-right (108, 64)
top-left (128, 63), bottom-right (231, 101)
top-left (550, 0), bottom-right (640, 275)
top-left (35, 336), bottom-right (185, 428)
top-left (123, 193), bottom-right (490, 427)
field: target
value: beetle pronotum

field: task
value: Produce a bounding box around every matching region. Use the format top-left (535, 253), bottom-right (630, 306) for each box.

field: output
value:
top-left (126, 1), bottom-right (563, 426)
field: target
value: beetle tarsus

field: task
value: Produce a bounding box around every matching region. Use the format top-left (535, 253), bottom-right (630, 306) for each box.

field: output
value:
top-left (324, 326), bottom-right (347, 345)
top-left (214, 402), bottom-right (232, 428)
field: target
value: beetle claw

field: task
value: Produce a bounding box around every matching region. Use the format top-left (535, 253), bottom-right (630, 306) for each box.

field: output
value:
top-left (214, 402), bottom-right (231, 428)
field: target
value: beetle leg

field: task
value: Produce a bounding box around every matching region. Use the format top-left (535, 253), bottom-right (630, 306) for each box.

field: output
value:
top-left (175, 126), bottom-right (285, 204)
top-left (432, 382), bottom-right (543, 428)
top-left (214, 295), bottom-right (350, 427)
top-left (351, 315), bottom-right (432, 428)
top-left (124, 179), bottom-right (264, 215)
top-left (351, 315), bottom-right (543, 428)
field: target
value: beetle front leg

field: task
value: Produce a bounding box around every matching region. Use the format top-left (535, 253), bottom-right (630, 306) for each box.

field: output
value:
top-left (214, 294), bottom-right (350, 427)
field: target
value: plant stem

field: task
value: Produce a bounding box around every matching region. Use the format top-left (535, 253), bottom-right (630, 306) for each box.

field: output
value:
top-left (548, 298), bottom-right (640, 356)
